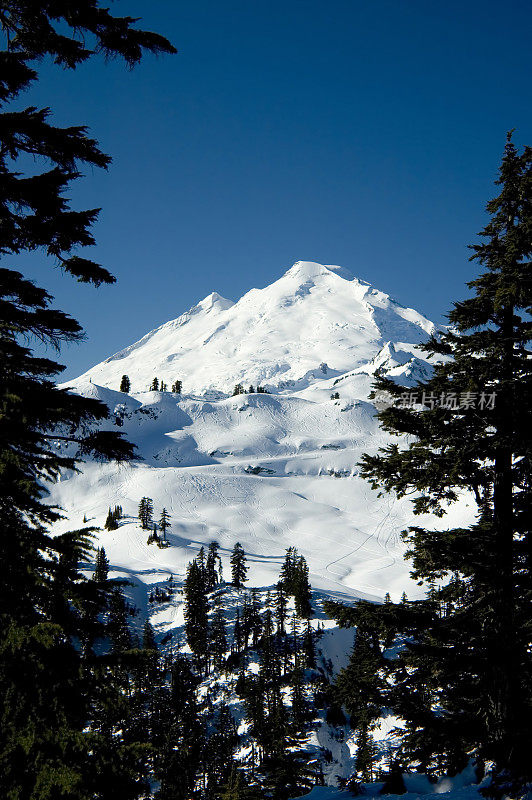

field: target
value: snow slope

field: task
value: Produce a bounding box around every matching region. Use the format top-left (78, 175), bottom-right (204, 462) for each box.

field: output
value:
top-left (52, 261), bottom-right (473, 604)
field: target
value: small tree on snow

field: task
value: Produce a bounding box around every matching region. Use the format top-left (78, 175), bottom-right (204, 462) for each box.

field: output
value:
top-left (120, 374), bottom-right (130, 393)
top-left (138, 497), bottom-right (154, 529)
top-left (159, 508), bottom-right (171, 540)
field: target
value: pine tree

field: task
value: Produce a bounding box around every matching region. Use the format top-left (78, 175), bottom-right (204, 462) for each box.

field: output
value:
top-left (206, 540), bottom-right (222, 589)
top-left (293, 555), bottom-right (312, 618)
top-left (159, 508), bottom-right (171, 540)
top-left (230, 542), bottom-right (248, 588)
top-left (104, 506), bottom-right (119, 530)
top-left (93, 546), bottom-right (110, 583)
top-left (357, 136), bottom-right (532, 786)
top-left (335, 626), bottom-right (384, 730)
top-left (354, 723), bottom-right (377, 782)
top-left (138, 497), bottom-right (154, 530)
top-left (274, 583), bottom-right (288, 635)
top-left (183, 559), bottom-right (209, 671)
top-left (171, 379), bottom-right (182, 394)
top-left (150, 377), bottom-right (159, 391)
top-left (279, 547), bottom-right (296, 593)
top-left (232, 384), bottom-right (244, 396)
top-left (209, 607), bottom-right (228, 672)
top-left (160, 380), bottom-right (167, 391)
top-left (0, 7), bottom-right (174, 797)
top-left (108, 588), bottom-right (133, 653)
top-left (142, 620), bottom-right (157, 651)
top-left (120, 375), bottom-right (131, 393)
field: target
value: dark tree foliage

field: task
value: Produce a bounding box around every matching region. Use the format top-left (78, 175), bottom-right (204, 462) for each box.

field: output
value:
top-left (138, 496), bottom-right (154, 530)
top-left (159, 507), bottom-right (171, 540)
top-left (331, 136), bottom-right (532, 790)
top-left (206, 540), bottom-right (222, 589)
top-left (120, 374), bottom-right (131, 393)
top-left (104, 505), bottom-right (119, 530)
top-left (93, 545), bottom-right (109, 582)
top-left (0, 4), bottom-right (175, 797)
top-left (231, 541), bottom-right (248, 588)
top-left (183, 558), bottom-right (209, 669)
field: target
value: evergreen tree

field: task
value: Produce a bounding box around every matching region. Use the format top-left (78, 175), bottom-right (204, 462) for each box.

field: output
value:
top-left (142, 619), bottom-right (157, 651)
top-left (159, 508), bottom-right (171, 540)
top-left (354, 723), bottom-right (377, 782)
top-left (160, 380), bottom-right (167, 391)
top-left (232, 384), bottom-right (244, 396)
top-left (335, 626), bottom-right (384, 730)
top-left (0, 6), bottom-right (174, 797)
top-left (274, 583), bottom-right (288, 635)
top-left (183, 559), bottom-right (209, 671)
top-left (279, 547), bottom-right (296, 593)
top-left (209, 606), bottom-right (228, 672)
top-left (206, 701), bottom-right (238, 794)
top-left (206, 540), bottom-right (222, 589)
top-left (293, 555), bottom-right (312, 619)
top-left (230, 542), bottom-right (248, 588)
top-left (138, 497), bottom-right (154, 530)
top-left (93, 546), bottom-right (110, 583)
top-left (120, 374), bottom-right (131, 393)
top-left (104, 506), bottom-right (119, 530)
top-left (171, 379), bottom-right (182, 394)
top-left (150, 377), bottom-right (159, 391)
top-left (356, 136), bottom-right (532, 786)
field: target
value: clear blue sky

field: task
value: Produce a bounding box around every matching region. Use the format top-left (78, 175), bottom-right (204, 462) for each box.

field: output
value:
top-left (23, 0), bottom-right (532, 379)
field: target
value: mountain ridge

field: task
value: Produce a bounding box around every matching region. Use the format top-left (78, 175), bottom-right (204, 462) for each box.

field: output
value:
top-left (71, 261), bottom-right (437, 397)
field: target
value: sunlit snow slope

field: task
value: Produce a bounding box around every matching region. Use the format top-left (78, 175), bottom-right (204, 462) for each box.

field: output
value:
top-left (52, 262), bottom-right (473, 611)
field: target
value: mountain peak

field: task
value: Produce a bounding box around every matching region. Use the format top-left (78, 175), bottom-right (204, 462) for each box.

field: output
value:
top-left (284, 260), bottom-right (356, 283)
top-left (197, 291), bottom-right (234, 312)
top-left (71, 260), bottom-right (436, 395)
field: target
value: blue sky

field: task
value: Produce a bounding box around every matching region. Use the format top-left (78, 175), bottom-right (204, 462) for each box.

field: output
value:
top-left (23, 0), bottom-right (532, 379)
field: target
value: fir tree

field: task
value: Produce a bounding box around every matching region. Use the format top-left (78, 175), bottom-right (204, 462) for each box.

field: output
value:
top-left (232, 384), bottom-right (244, 396)
top-left (159, 508), bottom-right (171, 541)
top-left (0, 7), bottom-right (174, 794)
top-left (209, 606), bottom-right (228, 672)
top-left (354, 723), bottom-right (377, 782)
top-left (355, 136), bottom-right (532, 785)
top-left (104, 506), bottom-right (119, 530)
top-left (183, 559), bottom-right (209, 671)
top-left (150, 377), bottom-right (159, 391)
top-left (93, 546), bottom-right (110, 583)
top-left (274, 583), bottom-right (288, 635)
top-left (138, 497), bottom-right (154, 530)
top-left (171, 380), bottom-right (182, 394)
top-left (120, 374), bottom-right (131, 393)
top-left (230, 542), bottom-right (248, 588)
top-left (293, 555), bottom-right (312, 618)
top-left (206, 540), bottom-right (222, 589)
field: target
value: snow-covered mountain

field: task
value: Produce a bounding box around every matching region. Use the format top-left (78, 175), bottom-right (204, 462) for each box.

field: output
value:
top-left (74, 261), bottom-right (436, 396)
top-left (51, 261), bottom-right (475, 784)
top-left (54, 260), bottom-right (473, 604)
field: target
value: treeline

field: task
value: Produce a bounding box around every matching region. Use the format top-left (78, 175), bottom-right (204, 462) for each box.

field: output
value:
top-left (118, 375), bottom-right (270, 396)
top-left (119, 375), bottom-right (182, 394)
